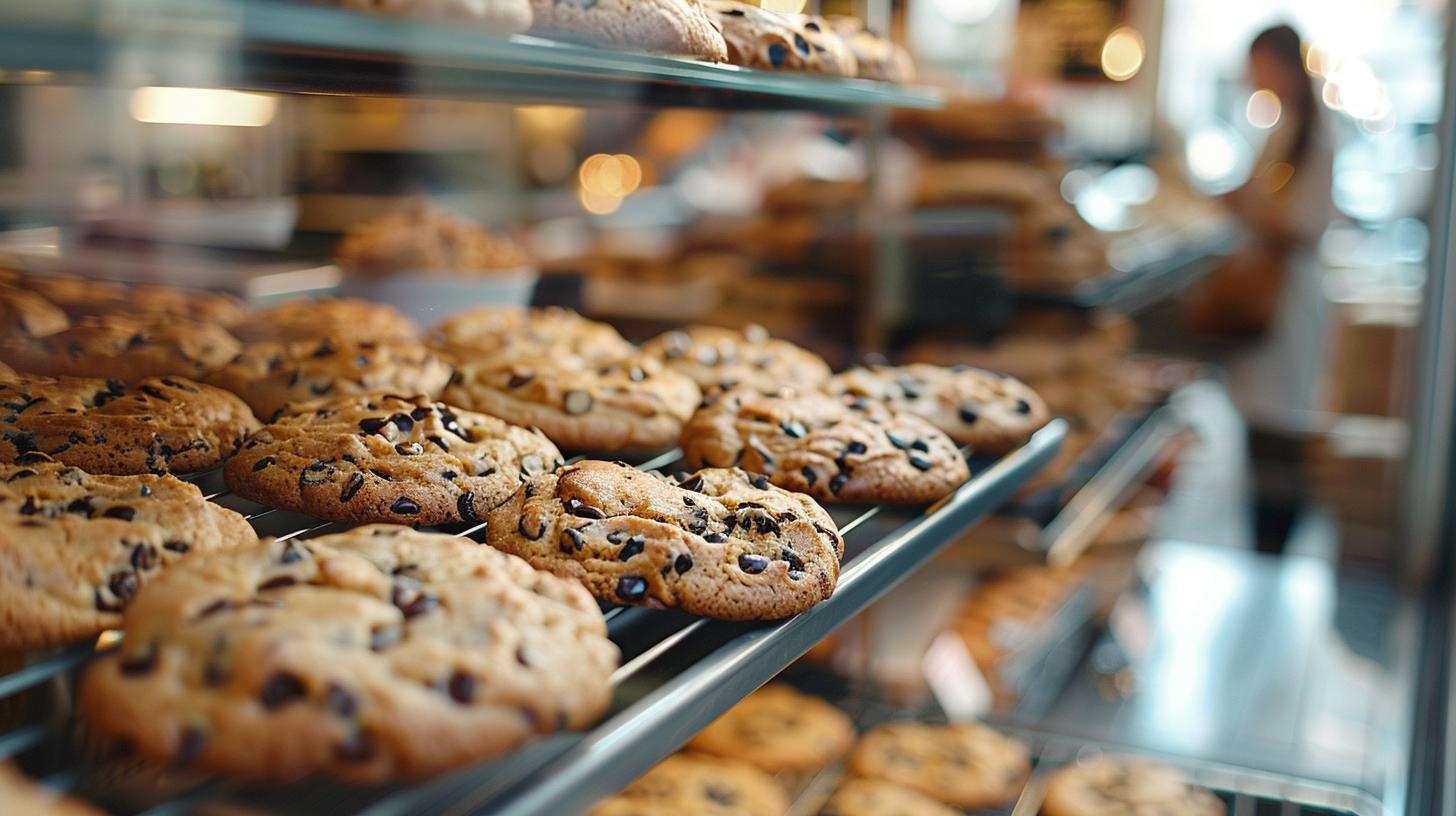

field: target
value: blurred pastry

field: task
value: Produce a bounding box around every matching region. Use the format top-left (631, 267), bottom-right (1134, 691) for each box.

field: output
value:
top-left (590, 753), bottom-right (788, 816)
top-left (641, 324), bottom-right (831, 393)
top-left (527, 0), bottom-right (727, 61)
top-left (0, 315), bottom-right (240, 381)
top-left (688, 684), bottom-right (854, 772)
top-left (1041, 756), bottom-right (1225, 816)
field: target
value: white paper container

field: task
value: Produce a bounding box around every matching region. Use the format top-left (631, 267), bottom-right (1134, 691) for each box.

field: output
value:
top-left (337, 266), bottom-right (538, 323)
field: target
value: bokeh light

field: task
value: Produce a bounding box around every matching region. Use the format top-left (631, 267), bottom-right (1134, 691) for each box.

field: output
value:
top-left (1245, 89), bottom-right (1282, 129)
top-left (1100, 27), bottom-right (1145, 82)
top-left (130, 87), bottom-right (277, 127)
top-left (577, 153), bottom-right (644, 215)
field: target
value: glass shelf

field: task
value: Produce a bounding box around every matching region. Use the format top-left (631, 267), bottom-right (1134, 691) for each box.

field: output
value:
top-left (0, 0), bottom-right (945, 111)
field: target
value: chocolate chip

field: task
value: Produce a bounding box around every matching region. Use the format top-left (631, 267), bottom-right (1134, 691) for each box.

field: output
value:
top-left (911, 439), bottom-right (929, 452)
top-left (958, 406), bottom-right (979, 424)
top-left (388, 413), bottom-right (415, 433)
top-left (619, 535), bottom-right (645, 560)
top-left (508, 373), bottom-right (534, 388)
top-left (359, 417), bottom-right (390, 436)
top-left (616, 575), bottom-right (648, 601)
top-left (334, 730), bottom-right (374, 763)
top-left (120, 647), bottom-right (156, 675)
top-left (130, 543), bottom-right (158, 571)
top-left (390, 496), bottom-right (420, 516)
top-left (4, 469), bottom-right (35, 482)
top-left (410, 405), bottom-right (432, 421)
top-left (341, 472), bottom-right (365, 502)
top-left (704, 532), bottom-right (728, 543)
top-left (564, 389), bottom-right (593, 415)
top-left (427, 435), bottom-right (450, 452)
top-left (780, 420), bottom-right (807, 438)
top-left (394, 442), bottom-right (424, 456)
top-left (66, 497), bottom-right (95, 517)
top-left (674, 554), bottom-right (694, 573)
top-left (103, 506), bottom-right (137, 521)
top-left (678, 473), bottom-right (705, 493)
top-left (800, 466), bottom-right (817, 486)
top-left (280, 542), bottom-right (307, 563)
top-left (252, 456), bottom-right (276, 472)
top-left (768, 42), bottom-right (789, 67)
top-left (829, 474), bottom-right (849, 494)
top-left (886, 430), bottom-right (911, 450)
top-left (519, 516), bottom-right (545, 540)
top-left (370, 624), bottom-right (401, 651)
top-left (1015, 398), bottom-right (1032, 414)
top-left (908, 454), bottom-right (932, 471)
top-left (457, 492), bottom-right (479, 522)
top-left (99, 571), bottom-right (137, 611)
top-left (750, 474), bottom-right (770, 490)
top-left (258, 575), bottom-right (296, 590)
top-left (391, 576), bottom-right (438, 618)
top-left (299, 461), bottom-right (332, 489)
top-left (197, 599), bottom-right (234, 618)
top-left (738, 553), bottom-right (769, 574)
top-left (259, 672), bottom-right (307, 709)
top-left (163, 540), bottom-right (189, 553)
top-left (564, 497), bottom-right (605, 519)
top-left (845, 441), bottom-right (867, 455)
top-left (320, 684), bottom-right (357, 718)
top-left (448, 671), bottom-right (476, 704)
top-left (560, 527), bottom-right (585, 553)
top-left (174, 728), bottom-right (206, 767)
top-left (781, 549), bottom-right (805, 573)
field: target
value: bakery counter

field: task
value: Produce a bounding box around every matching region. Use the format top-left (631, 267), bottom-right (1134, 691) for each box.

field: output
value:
top-left (0, 0), bottom-right (944, 112)
top-left (0, 422), bottom-right (1066, 816)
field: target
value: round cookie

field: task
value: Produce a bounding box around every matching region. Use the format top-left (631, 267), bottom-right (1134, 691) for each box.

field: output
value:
top-left (847, 722), bottom-right (1030, 809)
top-left (680, 386), bottom-right (969, 504)
top-left (823, 779), bottom-right (960, 816)
top-left (443, 354), bottom-right (700, 451)
top-left (0, 284), bottom-right (68, 338)
top-left (428, 305), bottom-right (636, 366)
top-left (591, 754), bottom-right (788, 816)
top-left (1040, 756), bottom-right (1226, 816)
top-left (78, 526), bottom-right (618, 782)
top-left (204, 336), bottom-right (455, 420)
top-left (707, 1), bottom-right (855, 75)
top-left (825, 364), bottom-right (1049, 456)
top-left (232, 297), bottom-right (418, 345)
top-left (24, 276), bottom-right (246, 325)
top-left (486, 461), bottom-right (843, 620)
top-left (0, 314), bottom-right (241, 381)
top-left (335, 202), bottom-right (533, 277)
top-left (0, 455), bottom-right (258, 651)
top-left (0, 763), bottom-right (104, 816)
top-left (640, 324), bottom-right (832, 393)
top-left (225, 393), bottom-right (563, 526)
top-left (0, 372), bottom-right (259, 475)
top-left (688, 684), bottom-right (854, 773)
top-left (528, 0), bottom-right (727, 61)
top-left (826, 16), bottom-right (914, 82)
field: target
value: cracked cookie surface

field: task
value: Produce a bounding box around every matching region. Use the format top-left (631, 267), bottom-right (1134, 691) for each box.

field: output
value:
top-left (205, 337), bottom-right (454, 421)
top-left (428, 305), bottom-right (636, 366)
top-left (0, 372), bottom-right (258, 475)
top-left (640, 324), bottom-right (831, 393)
top-left (225, 393), bottom-right (562, 526)
top-left (0, 455), bottom-right (257, 650)
top-left (79, 525), bottom-right (618, 782)
top-left (487, 461), bottom-right (842, 619)
top-left (847, 722), bottom-right (1030, 809)
top-left (680, 386), bottom-right (969, 504)
top-left (0, 314), bottom-right (241, 381)
top-left (232, 297), bottom-right (418, 345)
top-left (825, 364), bottom-right (1049, 456)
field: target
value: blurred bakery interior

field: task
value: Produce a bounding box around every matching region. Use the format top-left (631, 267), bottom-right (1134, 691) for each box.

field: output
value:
top-left (0, 0), bottom-right (1453, 813)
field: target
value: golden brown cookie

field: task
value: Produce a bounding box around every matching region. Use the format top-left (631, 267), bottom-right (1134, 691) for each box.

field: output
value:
top-left (0, 284), bottom-right (68, 338)
top-left (428, 305), bottom-right (636, 365)
top-left (681, 386), bottom-right (969, 504)
top-left (528, 0), bottom-right (728, 61)
top-left (225, 394), bottom-right (563, 526)
top-left (0, 455), bottom-right (257, 650)
top-left (847, 722), bottom-right (1029, 809)
top-left (487, 461), bottom-right (842, 619)
top-left (1040, 756), bottom-right (1226, 816)
top-left (825, 364), bottom-right (1049, 456)
top-left (0, 314), bottom-right (241, 381)
top-left (822, 778), bottom-right (960, 816)
top-left (825, 16), bottom-right (914, 82)
top-left (336, 203), bottom-right (532, 277)
top-left (203, 336), bottom-right (454, 420)
top-left (640, 324), bottom-right (832, 393)
top-left (707, 1), bottom-right (856, 75)
top-left (443, 354), bottom-right (700, 452)
top-left (78, 526), bottom-right (618, 782)
top-left (24, 276), bottom-right (245, 326)
top-left (232, 297), bottom-right (419, 344)
top-left (688, 684), bottom-right (854, 773)
top-left (0, 373), bottom-right (258, 475)
top-left (591, 754), bottom-right (788, 816)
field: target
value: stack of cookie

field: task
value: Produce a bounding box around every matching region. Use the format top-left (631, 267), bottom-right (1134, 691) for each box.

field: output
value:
top-left (837, 721), bottom-right (1031, 812)
top-left (954, 565), bottom-right (1088, 703)
top-left (704, 2), bottom-right (914, 80)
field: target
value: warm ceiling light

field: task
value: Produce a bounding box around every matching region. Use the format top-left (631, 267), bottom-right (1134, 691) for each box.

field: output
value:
top-left (1246, 89), bottom-right (1282, 129)
top-left (129, 87), bottom-right (278, 127)
top-left (1100, 26), bottom-right (1145, 82)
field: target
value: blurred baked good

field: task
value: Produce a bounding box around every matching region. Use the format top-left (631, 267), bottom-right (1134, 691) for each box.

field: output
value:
top-left (25, 276), bottom-right (246, 326)
top-left (428, 305), bottom-right (635, 366)
top-left (233, 297), bottom-right (419, 345)
top-left (0, 284), bottom-right (68, 338)
top-left (641, 324), bottom-right (831, 393)
top-left (527, 0), bottom-right (727, 61)
top-left (708, 1), bottom-right (857, 76)
top-left (1041, 756), bottom-right (1225, 816)
top-left (334, 0), bottom-right (532, 32)
top-left (826, 16), bottom-right (914, 82)
top-left (688, 684), bottom-right (853, 772)
top-left (848, 722), bottom-right (1030, 808)
top-left (823, 778), bottom-right (959, 816)
top-left (0, 764), bottom-right (103, 816)
top-left (0, 315), bottom-right (241, 382)
top-left (335, 203), bottom-right (532, 279)
top-left (590, 753), bottom-right (788, 816)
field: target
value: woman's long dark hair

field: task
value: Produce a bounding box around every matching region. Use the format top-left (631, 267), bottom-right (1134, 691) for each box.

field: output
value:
top-left (1251, 24), bottom-right (1319, 168)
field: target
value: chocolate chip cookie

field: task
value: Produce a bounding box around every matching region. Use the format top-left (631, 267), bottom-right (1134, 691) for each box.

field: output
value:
top-left (24, 276), bottom-right (246, 325)
top-left (443, 354), bottom-right (700, 452)
top-left (1040, 756), bottom-right (1225, 816)
top-left (847, 722), bottom-right (1030, 809)
top-left (232, 297), bottom-right (418, 344)
top-left (225, 394), bottom-right (563, 526)
top-left (428, 305), bottom-right (636, 365)
top-left (641, 324), bottom-right (832, 393)
top-left (822, 779), bottom-right (960, 816)
top-left (78, 525), bottom-right (618, 782)
top-left (204, 337), bottom-right (454, 420)
top-left (528, 0), bottom-right (727, 61)
top-left (0, 284), bottom-right (68, 338)
top-left (688, 684), bottom-right (854, 773)
top-left (487, 461), bottom-right (842, 619)
top-left (825, 364), bottom-right (1049, 456)
top-left (0, 455), bottom-right (257, 650)
top-left (0, 372), bottom-right (259, 475)
top-left (708, 1), bottom-right (857, 75)
top-left (0, 314), bottom-right (241, 381)
top-left (680, 386), bottom-right (969, 504)
top-left (591, 754), bottom-right (788, 816)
